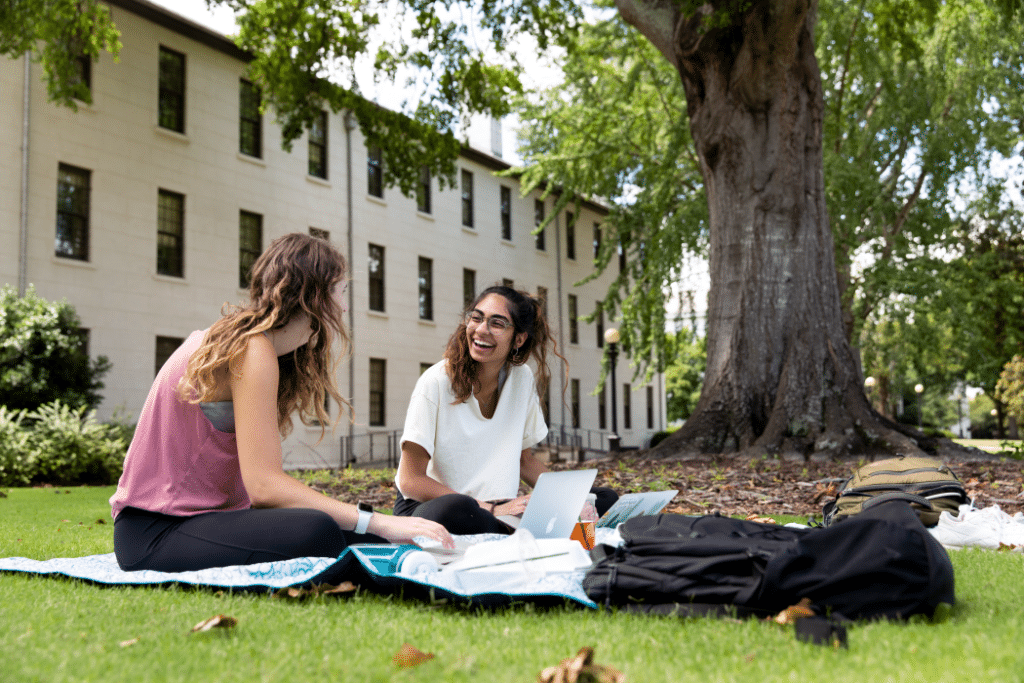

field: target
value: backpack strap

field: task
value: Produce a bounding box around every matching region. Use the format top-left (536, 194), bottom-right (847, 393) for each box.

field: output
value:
top-left (860, 491), bottom-right (934, 511)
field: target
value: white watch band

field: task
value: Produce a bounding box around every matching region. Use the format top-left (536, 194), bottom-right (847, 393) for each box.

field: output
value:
top-left (355, 509), bottom-right (373, 535)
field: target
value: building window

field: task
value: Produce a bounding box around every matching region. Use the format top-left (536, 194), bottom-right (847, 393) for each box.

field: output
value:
top-left (537, 286), bottom-right (548, 319)
top-left (239, 79), bottom-right (261, 157)
top-left (461, 170), bottom-right (474, 228)
top-left (308, 110), bottom-right (327, 178)
top-left (502, 278), bottom-right (514, 289)
top-left (367, 145), bottom-right (383, 197)
top-left (418, 256), bottom-right (433, 320)
top-left (420, 362), bottom-right (432, 375)
top-left (500, 186), bottom-right (512, 240)
top-left (73, 55), bottom-right (91, 96)
top-left (599, 383), bottom-right (607, 430)
top-left (571, 379), bottom-right (581, 429)
top-left (596, 304), bottom-right (604, 348)
top-left (619, 240), bottom-right (627, 272)
top-left (157, 189), bottom-right (185, 277)
top-left (647, 385), bottom-right (654, 429)
top-left (55, 163), bottom-right (90, 261)
top-left (566, 212), bottom-right (575, 260)
top-left (158, 46), bottom-right (185, 133)
top-left (368, 243), bottom-right (385, 312)
top-left (417, 165), bottom-right (431, 214)
top-left (155, 336), bottom-right (184, 376)
top-left (568, 294), bottom-right (579, 344)
top-left (309, 227), bottom-right (330, 241)
top-left (593, 222), bottom-right (601, 260)
top-left (239, 210), bottom-right (262, 288)
top-left (369, 358), bottom-right (386, 426)
top-left (534, 199), bottom-right (545, 250)
top-left (541, 385), bottom-right (550, 424)
top-left (623, 383), bottom-right (632, 430)
top-left (463, 268), bottom-right (476, 309)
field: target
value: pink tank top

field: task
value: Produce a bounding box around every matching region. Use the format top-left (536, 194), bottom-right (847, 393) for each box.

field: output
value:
top-left (109, 330), bottom-right (250, 519)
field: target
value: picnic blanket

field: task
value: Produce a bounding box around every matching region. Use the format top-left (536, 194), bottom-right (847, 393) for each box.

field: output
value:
top-left (0, 529), bottom-right (623, 609)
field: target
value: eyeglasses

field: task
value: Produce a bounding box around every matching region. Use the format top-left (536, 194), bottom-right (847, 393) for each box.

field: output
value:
top-left (465, 310), bottom-right (513, 334)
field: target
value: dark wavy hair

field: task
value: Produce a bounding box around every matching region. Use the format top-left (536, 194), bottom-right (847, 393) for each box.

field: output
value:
top-left (444, 285), bottom-right (567, 404)
top-left (179, 233), bottom-right (350, 438)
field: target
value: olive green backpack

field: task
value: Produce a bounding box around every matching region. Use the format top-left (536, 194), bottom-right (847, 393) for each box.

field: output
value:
top-left (822, 456), bottom-right (970, 527)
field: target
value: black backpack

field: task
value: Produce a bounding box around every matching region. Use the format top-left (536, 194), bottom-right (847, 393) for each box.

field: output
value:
top-left (583, 501), bottom-right (954, 630)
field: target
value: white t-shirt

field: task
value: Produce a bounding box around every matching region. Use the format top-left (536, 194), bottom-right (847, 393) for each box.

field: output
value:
top-left (398, 360), bottom-right (548, 501)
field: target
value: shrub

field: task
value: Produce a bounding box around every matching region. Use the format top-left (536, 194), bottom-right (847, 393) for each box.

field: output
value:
top-left (0, 284), bottom-right (112, 412)
top-left (0, 400), bottom-right (127, 487)
top-left (995, 355), bottom-right (1024, 425)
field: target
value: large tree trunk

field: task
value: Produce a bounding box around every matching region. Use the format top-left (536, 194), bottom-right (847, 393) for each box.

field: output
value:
top-left (615, 0), bottom-right (951, 458)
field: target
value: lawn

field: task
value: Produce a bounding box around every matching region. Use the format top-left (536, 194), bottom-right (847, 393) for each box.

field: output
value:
top-left (2, 485), bottom-right (1023, 683)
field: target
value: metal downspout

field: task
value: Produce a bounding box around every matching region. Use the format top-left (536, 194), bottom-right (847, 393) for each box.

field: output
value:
top-left (344, 110), bottom-right (357, 464)
top-left (554, 203), bottom-right (566, 430)
top-left (19, 54), bottom-right (31, 295)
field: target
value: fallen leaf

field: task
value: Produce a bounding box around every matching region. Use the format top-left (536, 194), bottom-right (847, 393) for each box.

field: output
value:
top-left (0, 490), bottom-right (7, 498)
top-left (119, 637), bottom-right (140, 648)
top-left (537, 647), bottom-right (626, 683)
top-left (744, 514), bottom-right (777, 525)
top-left (392, 643), bottom-right (435, 668)
top-left (774, 598), bottom-right (816, 625)
top-left (95, 518), bottom-right (106, 525)
top-left (321, 581), bottom-right (358, 596)
top-left (271, 582), bottom-right (358, 600)
top-left (190, 614), bottom-right (238, 633)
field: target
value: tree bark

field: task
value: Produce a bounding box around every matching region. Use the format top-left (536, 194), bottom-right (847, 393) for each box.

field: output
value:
top-left (616, 0), bottom-right (945, 458)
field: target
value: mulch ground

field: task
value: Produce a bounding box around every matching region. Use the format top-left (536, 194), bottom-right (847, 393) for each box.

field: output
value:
top-left (314, 453), bottom-right (1023, 520)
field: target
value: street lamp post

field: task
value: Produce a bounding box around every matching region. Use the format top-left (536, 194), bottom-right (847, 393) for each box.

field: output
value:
top-left (604, 328), bottom-right (620, 452)
top-left (914, 383), bottom-right (924, 430)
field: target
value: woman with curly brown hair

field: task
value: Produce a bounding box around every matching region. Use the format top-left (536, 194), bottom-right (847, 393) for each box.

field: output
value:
top-left (394, 285), bottom-right (617, 535)
top-left (110, 233), bottom-right (451, 572)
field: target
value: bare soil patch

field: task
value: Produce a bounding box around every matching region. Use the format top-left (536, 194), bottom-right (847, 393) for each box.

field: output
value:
top-left (309, 454), bottom-right (1023, 520)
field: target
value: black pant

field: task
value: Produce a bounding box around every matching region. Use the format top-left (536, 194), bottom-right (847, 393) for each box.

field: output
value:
top-left (393, 487), bottom-right (619, 536)
top-left (113, 506), bottom-right (384, 572)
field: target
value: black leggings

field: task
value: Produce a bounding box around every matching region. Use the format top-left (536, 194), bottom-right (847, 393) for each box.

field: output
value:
top-left (393, 487), bottom-right (619, 536)
top-left (113, 506), bottom-right (384, 572)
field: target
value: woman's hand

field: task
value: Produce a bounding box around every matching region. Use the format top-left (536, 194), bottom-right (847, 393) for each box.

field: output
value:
top-left (368, 513), bottom-right (455, 549)
top-left (489, 495), bottom-right (531, 518)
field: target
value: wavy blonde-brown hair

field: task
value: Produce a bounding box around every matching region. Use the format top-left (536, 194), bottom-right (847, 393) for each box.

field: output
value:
top-left (178, 233), bottom-right (350, 438)
top-left (444, 285), bottom-right (567, 404)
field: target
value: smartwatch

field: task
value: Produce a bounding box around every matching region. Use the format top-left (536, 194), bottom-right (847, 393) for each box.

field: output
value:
top-left (354, 502), bottom-right (373, 535)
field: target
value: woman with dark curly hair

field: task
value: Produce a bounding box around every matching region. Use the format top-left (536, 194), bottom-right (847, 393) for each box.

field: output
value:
top-left (110, 233), bottom-right (451, 572)
top-left (394, 285), bottom-right (617, 535)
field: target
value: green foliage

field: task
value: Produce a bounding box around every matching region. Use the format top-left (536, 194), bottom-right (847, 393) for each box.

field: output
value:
top-left (0, 400), bottom-right (127, 487)
top-left (995, 355), bottom-right (1024, 425)
top-left (969, 392), bottom-right (999, 438)
top-left (0, 0), bottom-right (121, 107)
top-left (663, 329), bottom-right (706, 422)
top-left (0, 285), bottom-right (111, 412)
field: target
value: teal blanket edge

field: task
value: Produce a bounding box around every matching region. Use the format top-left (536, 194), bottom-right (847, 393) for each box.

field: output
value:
top-left (0, 545), bottom-right (597, 610)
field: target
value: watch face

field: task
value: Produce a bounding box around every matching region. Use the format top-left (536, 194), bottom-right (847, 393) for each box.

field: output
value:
top-left (358, 502), bottom-right (372, 513)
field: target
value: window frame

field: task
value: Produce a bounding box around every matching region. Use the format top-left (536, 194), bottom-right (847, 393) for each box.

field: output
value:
top-left (368, 243), bottom-right (385, 312)
top-left (239, 78), bottom-right (262, 158)
top-left (534, 199), bottom-right (545, 251)
top-left (369, 358), bottom-right (386, 427)
top-left (623, 383), bottom-right (632, 430)
top-left (500, 185), bottom-right (512, 240)
top-left (308, 110), bottom-right (328, 178)
top-left (367, 145), bottom-right (383, 198)
top-left (155, 336), bottom-right (184, 377)
top-left (461, 169), bottom-right (474, 228)
top-left (158, 46), bottom-right (186, 133)
top-left (463, 268), bottom-right (476, 309)
top-left (238, 210), bottom-right (262, 289)
top-left (156, 188), bottom-right (185, 278)
top-left (418, 256), bottom-right (434, 321)
top-left (571, 379), bottom-right (581, 429)
top-left (566, 212), bottom-right (576, 260)
top-left (416, 165), bottom-right (431, 214)
top-left (55, 163), bottom-right (91, 261)
top-left (568, 294), bottom-right (579, 345)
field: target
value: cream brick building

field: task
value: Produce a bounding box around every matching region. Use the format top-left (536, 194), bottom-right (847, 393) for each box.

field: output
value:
top-left (1, 0), bottom-right (666, 468)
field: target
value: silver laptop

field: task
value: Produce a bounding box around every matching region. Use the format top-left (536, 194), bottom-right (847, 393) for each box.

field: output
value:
top-left (499, 469), bottom-right (598, 539)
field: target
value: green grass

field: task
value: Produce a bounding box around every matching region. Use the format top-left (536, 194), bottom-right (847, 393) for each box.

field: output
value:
top-left (2, 487), bottom-right (1024, 682)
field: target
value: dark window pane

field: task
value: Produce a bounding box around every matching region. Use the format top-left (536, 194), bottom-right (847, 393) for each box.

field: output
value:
top-left (568, 294), bottom-right (578, 345)
top-left (155, 336), bottom-right (184, 376)
top-left (239, 211), bottom-right (262, 288)
top-left (500, 185), bottom-right (511, 240)
top-left (534, 199), bottom-right (545, 250)
top-left (368, 243), bottom-right (385, 312)
top-left (566, 213), bottom-right (575, 260)
top-left (308, 110), bottom-right (327, 178)
top-left (55, 163), bottom-right (90, 260)
top-left (418, 256), bottom-right (433, 320)
top-left (461, 170), bottom-right (474, 227)
top-left (369, 358), bottom-right (386, 426)
top-left (239, 79), bottom-right (261, 157)
top-left (417, 165), bottom-right (431, 213)
top-left (463, 268), bottom-right (475, 309)
top-left (367, 146), bottom-right (383, 197)
top-left (157, 189), bottom-right (185, 277)
top-left (158, 47), bottom-right (185, 133)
